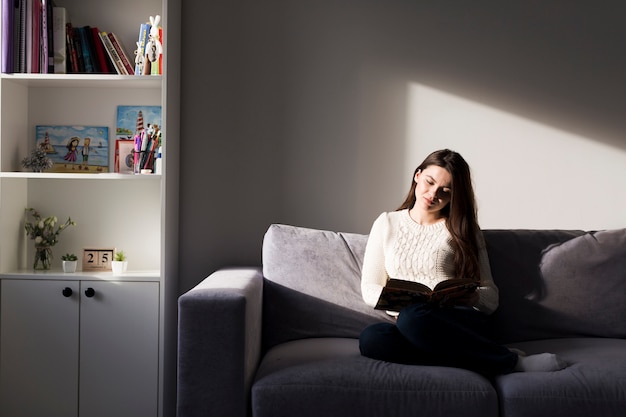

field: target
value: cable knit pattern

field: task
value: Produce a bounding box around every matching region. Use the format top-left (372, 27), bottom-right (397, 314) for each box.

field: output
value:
top-left (392, 215), bottom-right (454, 286)
top-left (361, 210), bottom-right (499, 314)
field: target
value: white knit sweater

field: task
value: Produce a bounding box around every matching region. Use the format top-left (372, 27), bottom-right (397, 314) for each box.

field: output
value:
top-left (361, 210), bottom-right (499, 314)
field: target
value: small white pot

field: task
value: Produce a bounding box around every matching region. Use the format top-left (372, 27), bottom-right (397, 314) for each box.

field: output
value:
top-left (111, 261), bottom-right (128, 275)
top-left (62, 260), bottom-right (77, 273)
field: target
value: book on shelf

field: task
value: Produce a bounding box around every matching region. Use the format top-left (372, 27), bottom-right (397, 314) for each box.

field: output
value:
top-left (40, 0), bottom-right (50, 73)
top-left (52, 6), bottom-right (67, 73)
top-left (91, 27), bottom-right (113, 73)
top-left (25, 0), bottom-right (33, 72)
top-left (16, 0), bottom-right (27, 73)
top-left (1, 2), bottom-right (160, 75)
top-left (107, 32), bottom-right (134, 75)
top-left (65, 22), bottom-right (79, 72)
top-left (68, 24), bottom-right (86, 72)
top-left (374, 278), bottom-right (479, 312)
top-left (158, 26), bottom-right (163, 75)
top-left (134, 22), bottom-right (150, 75)
top-left (1, 0), bottom-right (60, 73)
top-left (1, 0), bottom-right (14, 73)
top-left (98, 31), bottom-right (128, 74)
top-left (28, 0), bottom-right (44, 72)
top-left (76, 26), bottom-right (95, 72)
top-left (45, 0), bottom-right (54, 73)
top-left (1, 0), bottom-right (45, 73)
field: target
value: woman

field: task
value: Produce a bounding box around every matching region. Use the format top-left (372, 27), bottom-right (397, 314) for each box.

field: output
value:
top-left (359, 149), bottom-right (565, 375)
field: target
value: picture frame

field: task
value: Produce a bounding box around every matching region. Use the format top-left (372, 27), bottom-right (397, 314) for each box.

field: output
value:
top-left (116, 105), bottom-right (162, 140)
top-left (115, 139), bottom-right (135, 174)
top-left (35, 125), bottom-right (110, 173)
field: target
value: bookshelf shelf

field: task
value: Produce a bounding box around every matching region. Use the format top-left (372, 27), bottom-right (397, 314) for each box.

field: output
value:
top-left (0, 0), bottom-right (179, 416)
top-left (0, 171), bottom-right (161, 180)
top-left (0, 73), bottom-right (162, 88)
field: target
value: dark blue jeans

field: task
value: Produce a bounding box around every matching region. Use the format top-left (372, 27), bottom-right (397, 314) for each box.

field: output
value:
top-left (359, 303), bottom-right (517, 375)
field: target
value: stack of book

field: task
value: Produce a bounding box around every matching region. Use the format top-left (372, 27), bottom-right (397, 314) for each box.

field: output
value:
top-left (1, 1), bottom-right (161, 75)
top-left (2, 0), bottom-right (56, 73)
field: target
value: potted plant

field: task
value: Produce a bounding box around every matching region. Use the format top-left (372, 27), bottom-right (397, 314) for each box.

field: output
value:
top-left (61, 253), bottom-right (78, 273)
top-left (21, 147), bottom-right (53, 172)
top-left (111, 250), bottom-right (127, 274)
top-left (24, 208), bottom-right (76, 270)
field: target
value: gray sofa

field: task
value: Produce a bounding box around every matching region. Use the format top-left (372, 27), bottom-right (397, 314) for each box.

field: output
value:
top-left (177, 223), bottom-right (626, 417)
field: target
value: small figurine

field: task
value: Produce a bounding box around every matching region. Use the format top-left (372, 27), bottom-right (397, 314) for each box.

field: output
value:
top-left (144, 15), bottom-right (162, 76)
top-left (134, 41), bottom-right (145, 75)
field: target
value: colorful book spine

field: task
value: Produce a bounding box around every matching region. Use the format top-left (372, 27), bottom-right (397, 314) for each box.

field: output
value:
top-left (134, 22), bottom-right (150, 75)
top-left (77, 26), bottom-right (94, 72)
top-left (14, 0), bottom-right (26, 73)
top-left (25, 0), bottom-right (32, 72)
top-left (30, 0), bottom-right (40, 73)
top-left (158, 26), bottom-right (163, 75)
top-left (107, 32), bottom-right (134, 75)
top-left (52, 6), bottom-right (67, 73)
top-left (91, 27), bottom-right (112, 73)
top-left (41, 0), bottom-right (48, 73)
top-left (45, 0), bottom-right (53, 72)
top-left (99, 31), bottom-right (127, 74)
top-left (1, 0), bottom-right (15, 73)
top-left (65, 22), bottom-right (79, 72)
top-left (71, 26), bottom-right (85, 72)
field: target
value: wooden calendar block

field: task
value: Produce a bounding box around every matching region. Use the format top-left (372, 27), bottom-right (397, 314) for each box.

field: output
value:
top-left (82, 248), bottom-right (115, 271)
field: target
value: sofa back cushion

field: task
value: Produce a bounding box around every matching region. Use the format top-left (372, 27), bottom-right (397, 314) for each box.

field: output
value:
top-left (486, 228), bottom-right (626, 343)
top-left (262, 224), bottom-right (626, 349)
top-left (262, 224), bottom-right (392, 350)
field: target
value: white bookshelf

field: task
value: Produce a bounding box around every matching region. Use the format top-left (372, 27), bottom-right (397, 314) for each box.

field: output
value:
top-left (0, 0), bottom-right (179, 416)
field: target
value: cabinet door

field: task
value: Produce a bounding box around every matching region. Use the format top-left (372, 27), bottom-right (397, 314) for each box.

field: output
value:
top-left (79, 281), bottom-right (159, 417)
top-left (0, 279), bottom-right (80, 417)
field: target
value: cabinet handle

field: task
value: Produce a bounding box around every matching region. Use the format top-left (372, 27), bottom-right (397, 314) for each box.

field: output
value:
top-left (85, 287), bottom-right (95, 298)
top-left (62, 287), bottom-right (73, 297)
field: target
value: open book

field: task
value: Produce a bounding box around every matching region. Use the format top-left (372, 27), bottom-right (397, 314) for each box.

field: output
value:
top-left (374, 278), bottom-right (479, 311)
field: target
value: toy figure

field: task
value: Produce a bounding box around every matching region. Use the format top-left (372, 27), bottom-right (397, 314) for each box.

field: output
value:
top-left (144, 15), bottom-right (162, 75)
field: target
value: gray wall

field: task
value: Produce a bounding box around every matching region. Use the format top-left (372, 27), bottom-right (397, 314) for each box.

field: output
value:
top-left (178, 0), bottom-right (626, 293)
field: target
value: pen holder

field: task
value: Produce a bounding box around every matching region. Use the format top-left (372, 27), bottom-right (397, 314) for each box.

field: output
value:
top-left (132, 150), bottom-right (156, 174)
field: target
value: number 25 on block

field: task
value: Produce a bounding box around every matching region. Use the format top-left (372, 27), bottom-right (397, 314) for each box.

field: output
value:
top-left (82, 248), bottom-right (114, 271)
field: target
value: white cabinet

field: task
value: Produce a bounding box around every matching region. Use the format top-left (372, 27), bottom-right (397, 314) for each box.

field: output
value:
top-left (0, 278), bottom-right (159, 417)
top-left (0, 279), bottom-right (79, 417)
top-left (0, 0), bottom-right (179, 414)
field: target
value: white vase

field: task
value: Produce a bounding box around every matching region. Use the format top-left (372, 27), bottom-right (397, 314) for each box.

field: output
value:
top-left (111, 261), bottom-right (128, 275)
top-left (62, 260), bottom-right (77, 273)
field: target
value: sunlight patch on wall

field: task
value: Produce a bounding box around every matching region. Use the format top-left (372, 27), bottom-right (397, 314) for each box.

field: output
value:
top-left (406, 83), bottom-right (626, 230)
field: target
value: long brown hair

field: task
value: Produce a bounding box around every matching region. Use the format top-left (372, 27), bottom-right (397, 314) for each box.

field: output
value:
top-left (397, 149), bottom-right (481, 280)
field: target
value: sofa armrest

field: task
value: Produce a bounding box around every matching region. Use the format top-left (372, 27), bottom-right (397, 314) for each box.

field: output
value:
top-left (177, 267), bottom-right (263, 417)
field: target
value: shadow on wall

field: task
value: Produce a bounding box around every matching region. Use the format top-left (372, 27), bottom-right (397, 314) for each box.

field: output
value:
top-left (178, 0), bottom-right (626, 292)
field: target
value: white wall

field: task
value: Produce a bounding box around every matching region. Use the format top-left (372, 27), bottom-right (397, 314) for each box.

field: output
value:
top-left (406, 84), bottom-right (626, 230)
top-left (178, 0), bottom-right (626, 292)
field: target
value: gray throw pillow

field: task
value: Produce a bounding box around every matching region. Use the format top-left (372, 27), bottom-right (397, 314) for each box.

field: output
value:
top-left (261, 224), bottom-right (392, 350)
top-left (537, 228), bottom-right (626, 338)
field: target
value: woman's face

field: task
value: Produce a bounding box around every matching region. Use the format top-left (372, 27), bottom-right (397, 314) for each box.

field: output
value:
top-left (414, 165), bottom-right (452, 214)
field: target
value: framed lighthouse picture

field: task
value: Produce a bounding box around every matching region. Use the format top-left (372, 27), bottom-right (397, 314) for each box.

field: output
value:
top-left (115, 105), bottom-right (162, 142)
top-left (35, 125), bottom-right (110, 173)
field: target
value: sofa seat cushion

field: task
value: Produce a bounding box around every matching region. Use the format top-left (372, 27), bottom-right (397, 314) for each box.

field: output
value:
top-left (498, 338), bottom-right (626, 417)
top-left (252, 338), bottom-right (499, 417)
